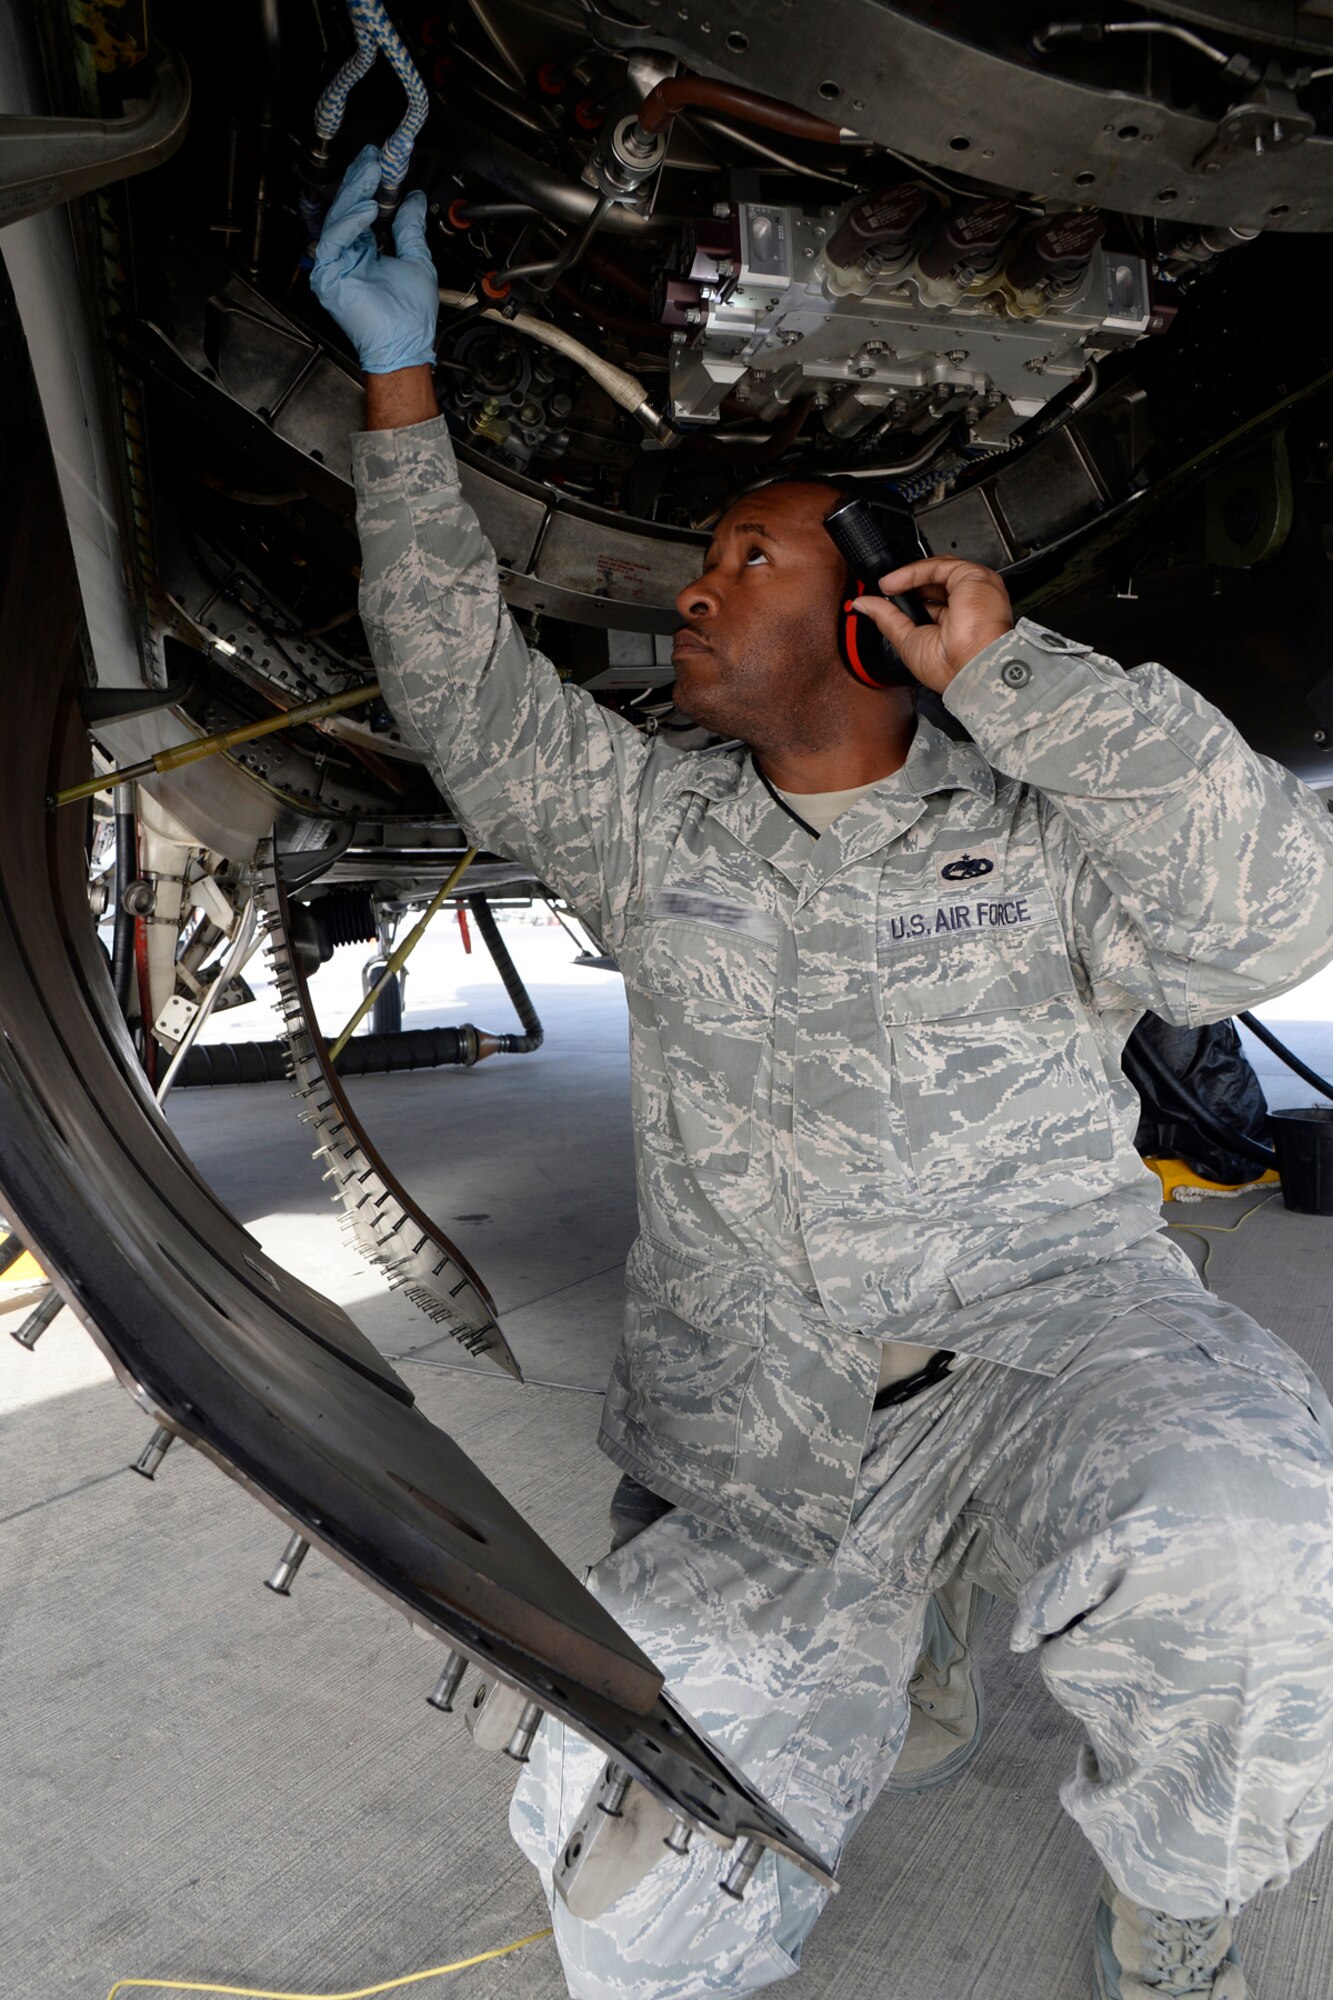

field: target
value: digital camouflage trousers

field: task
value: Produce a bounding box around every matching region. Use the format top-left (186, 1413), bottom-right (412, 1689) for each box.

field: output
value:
top-left (510, 1289), bottom-right (1333, 1998)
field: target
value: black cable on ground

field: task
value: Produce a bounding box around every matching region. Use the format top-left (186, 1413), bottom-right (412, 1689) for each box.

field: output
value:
top-left (1238, 1011), bottom-right (1333, 1105)
top-left (175, 1027), bottom-right (480, 1086)
top-left (468, 896), bottom-right (544, 1052)
top-left (1122, 1034), bottom-right (1277, 1173)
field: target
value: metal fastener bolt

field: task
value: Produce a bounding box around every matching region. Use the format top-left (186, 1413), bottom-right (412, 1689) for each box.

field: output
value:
top-left (719, 1838), bottom-right (766, 1901)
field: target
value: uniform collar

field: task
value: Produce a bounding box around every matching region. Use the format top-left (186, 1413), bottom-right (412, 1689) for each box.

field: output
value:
top-left (674, 717), bottom-right (995, 887)
top-left (900, 712), bottom-right (995, 807)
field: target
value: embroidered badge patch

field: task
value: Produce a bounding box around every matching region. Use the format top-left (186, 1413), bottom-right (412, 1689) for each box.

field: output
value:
top-left (937, 844), bottom-right (998, 885)
top-left (650, 888), bottom-right (780, 943)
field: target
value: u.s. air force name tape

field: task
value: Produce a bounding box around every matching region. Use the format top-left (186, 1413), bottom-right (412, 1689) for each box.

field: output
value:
top-left (879, 891), bottom-right (1056, 945)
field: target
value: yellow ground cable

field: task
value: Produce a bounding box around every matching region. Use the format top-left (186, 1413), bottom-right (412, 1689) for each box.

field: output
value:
top-left (1166, 1189), bottom-right (1282, 1289)
top-left (105, 1924), bottom-right (553, 2000)
top-left (327, 847), bottom-right (477, 1061)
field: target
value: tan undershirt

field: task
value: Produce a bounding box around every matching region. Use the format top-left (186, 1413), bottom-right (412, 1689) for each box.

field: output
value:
top-left (774, 779), bottom-right (942, 1394)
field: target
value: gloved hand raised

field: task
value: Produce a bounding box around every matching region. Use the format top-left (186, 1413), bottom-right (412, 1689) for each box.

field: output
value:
top-left (310, 145), bottom-right (439, 375)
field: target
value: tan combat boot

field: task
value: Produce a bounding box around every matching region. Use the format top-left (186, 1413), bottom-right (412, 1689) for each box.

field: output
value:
top-left (884, 1571), bottom-right (991, 1793)
top-left (1092, 1871), bottom-right (1247, 1997)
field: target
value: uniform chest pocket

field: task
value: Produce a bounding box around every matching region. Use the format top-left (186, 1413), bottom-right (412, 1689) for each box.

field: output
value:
top-left (875, 885), bottom-right (1115, 1199)
top-left (634, 916), bottom-right (777, 1178)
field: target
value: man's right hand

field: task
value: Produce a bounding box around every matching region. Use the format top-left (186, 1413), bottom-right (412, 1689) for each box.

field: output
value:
top-left (310, 145), bottom-right (440, 377)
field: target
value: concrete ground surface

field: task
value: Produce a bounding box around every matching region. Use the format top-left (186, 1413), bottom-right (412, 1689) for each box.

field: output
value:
top-left (3, 920), bottom-right (1333, 2000)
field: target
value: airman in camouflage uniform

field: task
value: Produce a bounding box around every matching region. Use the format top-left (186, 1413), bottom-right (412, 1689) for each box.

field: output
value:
top-left (320, 152), bottom-right (1333, 1998)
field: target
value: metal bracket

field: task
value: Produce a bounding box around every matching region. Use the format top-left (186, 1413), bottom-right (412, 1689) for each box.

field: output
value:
top-left (554, 1763), bottom-right (692, 1919)
top-left (0, 43), bottom-right (190, 230)
top-left (463, 1674), bottom-right (543, 1758)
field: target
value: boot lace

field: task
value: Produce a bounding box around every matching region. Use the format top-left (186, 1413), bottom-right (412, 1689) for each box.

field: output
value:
top-left (1134, 1904), bottom-right (1231, 1992)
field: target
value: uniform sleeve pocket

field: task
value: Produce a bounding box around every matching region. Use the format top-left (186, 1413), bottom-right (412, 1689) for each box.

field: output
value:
top-left (621, 1233), bottom-right (765, 1477)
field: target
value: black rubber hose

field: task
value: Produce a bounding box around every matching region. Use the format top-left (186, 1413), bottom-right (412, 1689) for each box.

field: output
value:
top-left (174, 1027), bottom-right (480, 1086)
top-left (468, 896), bottom-right (544, 1053)
top-left (1121, 1033), bottom-right (1277, 1171)
top-left (111, 785), bottom-right (136, 1017)
top-left (1238, 1011), bottom-right (1333, 1105)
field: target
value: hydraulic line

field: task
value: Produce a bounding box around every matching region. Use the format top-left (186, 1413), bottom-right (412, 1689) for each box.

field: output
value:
top-left (441, 117), bottom-right (674, 236)
top-left (1238, 1011), bottom-right (1333, 1105)
top-left (685, 113), bottom-right (854, 189)
top-left (310, 0), bottom-right (430, 219)
top-left (468, 896), bottom-right (543, 1053)
top-left (1121, 1033), bottom-right (1277, 1173)
top-left (1031, 18), bottom-right (1259, 82)
top-left (134, 910), bottom-right (157, 1091)
top-left (635, 74), bottom-right (859, 145)
top-left (50, 681), bottom-right (381, 810)
top-left (246, 0), bottom-right (282, 272)
top-left (495, 193), bottom-right (614, 293)
top-left (437, 287), bottom-right (674, 438)
top-left (111, 783), bottom-right (137, 1016)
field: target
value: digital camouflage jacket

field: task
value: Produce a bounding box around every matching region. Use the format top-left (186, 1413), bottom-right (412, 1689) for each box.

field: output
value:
top-left (354, 417), bottom-right (1333, 1564)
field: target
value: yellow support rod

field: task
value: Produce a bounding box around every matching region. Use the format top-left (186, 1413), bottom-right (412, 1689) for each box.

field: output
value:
top-left (327, 848), bottom-right (478, 1062)
top-left (49, 682), bottom-right (383, 810)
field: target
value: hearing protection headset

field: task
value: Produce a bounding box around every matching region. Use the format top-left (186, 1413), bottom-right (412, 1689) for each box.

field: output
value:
top-left (823, 493), bottom-right (934, 690)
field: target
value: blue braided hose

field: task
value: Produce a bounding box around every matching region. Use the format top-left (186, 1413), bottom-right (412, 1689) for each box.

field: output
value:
top-left (313, 1), bottom-right (429, 206)
top-left (312, 20), bottom-right (377, 145)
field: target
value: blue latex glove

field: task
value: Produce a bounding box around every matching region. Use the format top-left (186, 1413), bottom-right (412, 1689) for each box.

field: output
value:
top-left (310, 145), bottom-right (439, 374)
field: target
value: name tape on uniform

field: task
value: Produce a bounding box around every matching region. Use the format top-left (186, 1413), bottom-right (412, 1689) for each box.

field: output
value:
top-left (879, 889), bottom-right (1057, 946)
top-left (651, 888), bottom-right (781, 943)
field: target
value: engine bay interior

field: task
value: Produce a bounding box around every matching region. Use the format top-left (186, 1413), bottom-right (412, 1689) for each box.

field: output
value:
top-left (20, 0), bottom-right (1333, 835)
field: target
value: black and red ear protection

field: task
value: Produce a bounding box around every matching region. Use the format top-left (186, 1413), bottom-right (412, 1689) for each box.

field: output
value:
top-left (837, 577), bottom-right (914, 688)
top-left (825, 494), bottom-right (933, 691)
